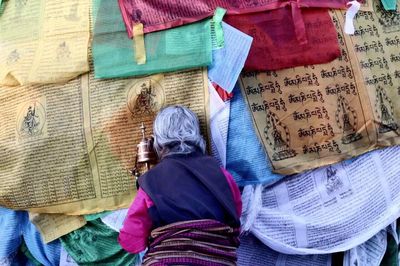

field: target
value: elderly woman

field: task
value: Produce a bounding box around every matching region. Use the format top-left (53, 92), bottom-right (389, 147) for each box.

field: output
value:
top-left (118, 105), bottom-right (242, 265)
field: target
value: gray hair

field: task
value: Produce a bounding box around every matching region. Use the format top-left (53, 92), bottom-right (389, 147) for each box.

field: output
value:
top-left (153, 105), bottom-right (206, 158)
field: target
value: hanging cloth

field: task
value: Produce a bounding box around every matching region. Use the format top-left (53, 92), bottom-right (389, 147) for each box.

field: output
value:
top-left (118, 0), bottom-right (348, 37)
top-left (93, 0), bottom-right (212, 79)
top-left (381, 0), bottom-right (397, 10)
top-left (118, 0), bottom-right (345, 70)
top-left (224, 7), bottom-right (341, 70)
top-left (60, 219), bottom-right (139, 266)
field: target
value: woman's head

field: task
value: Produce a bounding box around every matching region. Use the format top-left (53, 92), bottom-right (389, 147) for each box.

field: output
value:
top-left (153, 105), bottom-right (206, 158)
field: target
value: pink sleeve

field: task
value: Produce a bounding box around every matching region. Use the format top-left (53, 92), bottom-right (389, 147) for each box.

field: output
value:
top-left (118, 188), bottom-right (154, 254)
top-left (221, 168), bottom-right (242, 217)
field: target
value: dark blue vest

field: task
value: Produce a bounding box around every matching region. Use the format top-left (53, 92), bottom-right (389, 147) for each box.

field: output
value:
top-left (138, 152), bottom-right (240, 229)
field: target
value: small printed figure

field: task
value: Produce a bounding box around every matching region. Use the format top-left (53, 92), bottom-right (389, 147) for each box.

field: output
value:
top-left (21, 106), bottom-right (40, 136)
top-left (375, 86), bottom-right (398, 133)
top-left (134, 82), bottom-right (157, 114)
top-left (64, 3), bottom-right (80, 21)
top-left (6, 50), bottom-right (20, 65)
top-left (335, 95), bottom-right (362, 144)
top-left (56, 42), bottom-right (71, 61)
top-left (325, 165), bottom-right (344, 195)
top-left (127, 79), bottom-right (164, 117)
top-left (264, 111), bottom-right (296, 161)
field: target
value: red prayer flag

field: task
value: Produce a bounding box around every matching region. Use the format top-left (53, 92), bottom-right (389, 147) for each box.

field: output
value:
top-left (224, 7), bottom-right (341, 70)
top-left (118, 0), bottom-right (348, 37)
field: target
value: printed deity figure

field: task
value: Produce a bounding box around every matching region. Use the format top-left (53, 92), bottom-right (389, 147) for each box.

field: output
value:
top-left (22, 106), bottom-right (39, 135)
top-left (135, 83), bottom-right (156, 114)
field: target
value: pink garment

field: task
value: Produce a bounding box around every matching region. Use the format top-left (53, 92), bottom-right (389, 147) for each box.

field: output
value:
top-left (118, 0), bottom-right (348, 38)
top-left (118, 188), bottom-right (154, 254)
top-left (118, 168), bottom-right (242, 254)
top-left (221, 168), bottom-right (242, 217)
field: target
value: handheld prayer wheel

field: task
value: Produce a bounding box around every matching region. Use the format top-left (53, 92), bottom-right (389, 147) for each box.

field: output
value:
top-left (137, 123), bottom-right (157, 165)
top-left (130, 123), bottom-right (158, 189)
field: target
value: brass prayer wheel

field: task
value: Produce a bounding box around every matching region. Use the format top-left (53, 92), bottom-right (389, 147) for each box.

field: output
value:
top-left (136, 123), bottom-right (157, 164)
top-left (131, 123), bottom-right (158, 189)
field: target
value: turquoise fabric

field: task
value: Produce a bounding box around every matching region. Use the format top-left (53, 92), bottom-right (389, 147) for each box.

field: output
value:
top-left (92, 0), bottom-right (212, 79)
top-left (84, 211), bottom-right (110, 221)
top-left (381, 0), bottom-right (397, 10)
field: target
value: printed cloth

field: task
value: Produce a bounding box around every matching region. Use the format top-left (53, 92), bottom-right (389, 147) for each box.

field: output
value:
top-left (0, 207), bottom-right (61, 266)
top-left (226, 84), bottom-right (284, 186)
top-left (93, 0), bottom-right (212, 79)
top-left (118, 0), bottom-right (345, 70)
top-left (238, 233), bottom-right (332, 266)
top-left (224, 8), bottom-right (341, 70)
top-left (142, 219), bottom-right (240, 266)
top-left (118, 0), bottom-right (348, 37)
top-left (240, 146), bottom-right (400, 254)
top-left (60, 219), bottom-right (139, 266)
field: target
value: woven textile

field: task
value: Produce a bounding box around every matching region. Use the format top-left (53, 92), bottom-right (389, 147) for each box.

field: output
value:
top-left (118, 0), bottom-right (347, 37)
top-left (226, 85), bottom-right (284, 186)
top-left (224, 8), bottom-right (341, 70)
top-left (60, 219), bottom-right (139, 266)
top-left (0, 207), bottom-right (60, 266)
top-left (142, 219), bottom-right (240, 266)
top-left (92, 0), bottom-right (212, 79)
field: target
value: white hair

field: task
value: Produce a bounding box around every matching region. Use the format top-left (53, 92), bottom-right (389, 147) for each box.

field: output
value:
top-left (153, 105), bottom-right (206, 158)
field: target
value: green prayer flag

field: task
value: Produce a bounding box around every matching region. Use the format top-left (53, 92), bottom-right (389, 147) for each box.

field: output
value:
top-left (60, 219), bottom-right (138, 266)
top-left (84, 211), bottom-right (111, 221)
top-left (92, 0), bottom-right (212, 79)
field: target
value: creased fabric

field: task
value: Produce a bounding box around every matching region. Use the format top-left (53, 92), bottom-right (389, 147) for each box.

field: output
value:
top-left (142, 219), bottom-right (240, 266)
top-left (60, 219), bottom-right (138, 266)
top-left (238, 233), bottom-right (332, 266)
top-left (93, 0), bottom-right (212, 79)
top-left (380, 220), bottom-right (400, 266)
top-left (226, 84), bottom-right (284, 187)
top-left (224, 8), bottom-right (341, 70)
top-left (118, 0), bottom-right (348, 37)
top-left (240, 146), bottom-right (400, 254)
top-left (0, 207), bottom-right (60, 266)
top-left (118, 1), bottom-right (344, 70)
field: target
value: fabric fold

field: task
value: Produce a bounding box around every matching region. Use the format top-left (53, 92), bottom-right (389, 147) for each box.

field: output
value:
top-left (93, 0), bottom-right (212, 78)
